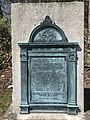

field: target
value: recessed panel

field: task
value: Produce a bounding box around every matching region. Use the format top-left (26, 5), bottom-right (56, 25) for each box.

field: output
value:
top-left (30, 56), bottom-right (67, 103)
top-left (34, 28), bottom-right (63, 43)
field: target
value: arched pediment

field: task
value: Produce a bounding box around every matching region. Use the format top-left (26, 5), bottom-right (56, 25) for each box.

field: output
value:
top-left (29, 16), bottom-right (68, 43)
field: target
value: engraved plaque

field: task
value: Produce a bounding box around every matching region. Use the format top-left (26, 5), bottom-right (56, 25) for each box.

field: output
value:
top-left (30, 57), bottom-right (67, 103)
top-left (19, 16), bottom-right (78, 114)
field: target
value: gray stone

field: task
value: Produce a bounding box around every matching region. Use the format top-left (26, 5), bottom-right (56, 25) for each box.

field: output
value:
top-left (11, 2), bottom-right (84, 119)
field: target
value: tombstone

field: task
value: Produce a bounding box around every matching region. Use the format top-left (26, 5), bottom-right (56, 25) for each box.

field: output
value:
top-left (11, 2), bottom-right (84, 119)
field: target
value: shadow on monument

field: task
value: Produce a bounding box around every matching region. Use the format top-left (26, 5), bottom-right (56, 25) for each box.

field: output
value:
top-left (84, 88), bottom-right (90, 112)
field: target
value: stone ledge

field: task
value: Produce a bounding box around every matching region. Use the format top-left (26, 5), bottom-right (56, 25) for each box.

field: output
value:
top-left (17, 113), bottom-right (84, 120)
top-left (1, 104), bottom-right (87, 120)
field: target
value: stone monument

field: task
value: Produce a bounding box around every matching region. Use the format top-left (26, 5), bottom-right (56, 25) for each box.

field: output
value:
top-left (11, 2), bottom-right (84, 120)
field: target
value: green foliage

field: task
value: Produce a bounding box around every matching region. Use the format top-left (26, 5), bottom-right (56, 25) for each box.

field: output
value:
top-left (0, 18), bottom-right (11, 68)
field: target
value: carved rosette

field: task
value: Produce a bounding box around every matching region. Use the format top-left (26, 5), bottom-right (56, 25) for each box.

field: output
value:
top-left (20, 53), bottom-right (27, 62)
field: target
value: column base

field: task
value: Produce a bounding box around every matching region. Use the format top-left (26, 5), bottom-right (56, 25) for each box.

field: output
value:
top-left (67, 105), bottom-right (78, 115)
top-left (19, 104), bottom-right (29, 114)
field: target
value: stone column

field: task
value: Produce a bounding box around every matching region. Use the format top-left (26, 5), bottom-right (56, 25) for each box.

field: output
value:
top-left (67, 47), bottom-right (78, 115)
top-left (19, 47), bottom-right (29, 114)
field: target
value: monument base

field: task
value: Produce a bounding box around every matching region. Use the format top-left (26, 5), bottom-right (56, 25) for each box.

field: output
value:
top-left (17, 113), bottom-right (84, 120)
top-left (19, 104), bottom-right (29, 114)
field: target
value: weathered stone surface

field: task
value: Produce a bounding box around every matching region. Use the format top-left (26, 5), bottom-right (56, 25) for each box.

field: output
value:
top-left (17, 113), bottom-right (85, 120)
top-left (3, 104), bottom-right (90, 120)
top-left (11, 2), bottom-right (84, 118)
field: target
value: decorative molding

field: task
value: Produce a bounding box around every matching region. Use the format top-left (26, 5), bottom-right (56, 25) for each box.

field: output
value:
top-left (20, 53), bottom-right (27, 61)
top-left (70, 48), bottom-right (75, 52)
top-left (69, 53), bottom-right (76, 61)
top-left (29, 15), bottom-right (68, 43)
top-left (41, 15), bottom-right (54, 25)
top-left (68, 48), bottom-right (75, 52)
